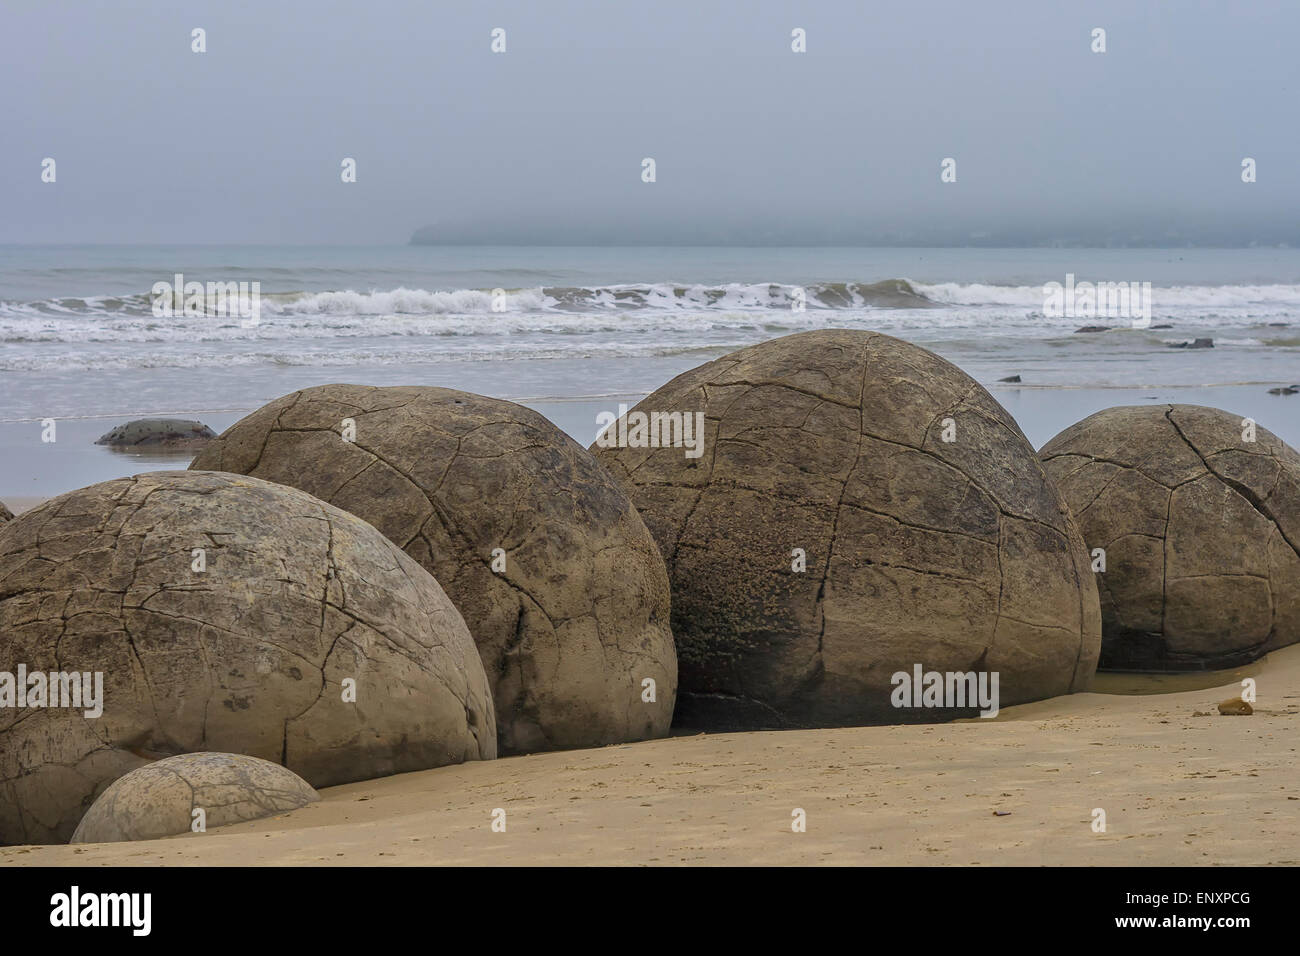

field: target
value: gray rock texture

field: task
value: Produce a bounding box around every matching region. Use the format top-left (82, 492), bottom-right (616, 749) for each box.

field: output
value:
top-left (189, 385), bottom-right (676, 755)
top-left (0, 501), bottom-right (11, 523)
top-left (1040, 404), bottom-right (1300, 670)
top-left (0, 470), bottom-right (495, 846)
top-left (590, 329), bottom-right (1101, 730)
top-left (71, 752), bottom-right (319, 844)
top-left (95, 419), bottom-right (217, 447)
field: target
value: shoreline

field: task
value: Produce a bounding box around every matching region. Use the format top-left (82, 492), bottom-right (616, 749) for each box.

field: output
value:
top-left (3, 381), bottom-right (1299, 506)
top-left (8, 644), bottom-right (1297, 866)
top-left (1, 375), bottom-right (1297, 425)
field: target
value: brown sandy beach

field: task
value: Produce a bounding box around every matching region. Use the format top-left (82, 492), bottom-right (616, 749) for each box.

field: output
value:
top-left (7, 644), bottom-right (1297, 867)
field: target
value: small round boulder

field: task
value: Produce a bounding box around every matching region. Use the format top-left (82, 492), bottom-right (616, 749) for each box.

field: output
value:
top-left (190, 385), bottom-right (676, 755)
top-left (95, 419), bottom-right (216, 448)
top-left (0, 501), bottom-right (11, 523)
top-left (71, 752), bottom-right (319, 844)
top-left (0, 470), bottom-right (495, 846)
top-left (1040, 404), bottom-right (1300, 670)
top-left (590, 329), bottom-right (1101, 730)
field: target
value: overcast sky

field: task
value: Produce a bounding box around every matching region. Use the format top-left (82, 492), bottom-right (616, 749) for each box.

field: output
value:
top-left (2, 0), bottom-right (1296, 245)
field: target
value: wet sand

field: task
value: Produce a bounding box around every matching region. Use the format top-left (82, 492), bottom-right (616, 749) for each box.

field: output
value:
top-left (2, 383), bottom-right (1299, 505)
top-left (7, 644), bottom-right (1297, 867)
top-left (0, 401), bottom-right (624, 505)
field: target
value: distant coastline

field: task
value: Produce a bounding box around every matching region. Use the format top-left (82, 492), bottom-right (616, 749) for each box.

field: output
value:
top-left (409, 225), bottom-right (1300, 248)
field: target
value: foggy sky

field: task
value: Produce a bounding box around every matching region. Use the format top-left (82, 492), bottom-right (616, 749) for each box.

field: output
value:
top-left (2, 0), bottom-right (1297, 246)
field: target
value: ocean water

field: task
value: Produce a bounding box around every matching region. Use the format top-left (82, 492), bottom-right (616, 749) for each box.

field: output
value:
top-left (1, 244), bottom-right (1297, 499)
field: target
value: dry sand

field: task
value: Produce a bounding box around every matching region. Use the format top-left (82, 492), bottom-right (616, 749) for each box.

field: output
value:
top-left (5, 646), bottom-right (1298, 867)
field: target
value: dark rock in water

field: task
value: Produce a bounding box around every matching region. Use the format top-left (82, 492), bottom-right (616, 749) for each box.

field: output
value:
top-left (0, 471), bottom-right (495, 845)
top-left (1268, 322), bottom-right (1289, 327)
top-left (1074, 325), bottom-right (1111, 333)
top-left (813, 279), bottom-right (935, 309)
top-left (591, 329), bottom-right (1100, 732)
top-left (95, 418), bottom-right (217, 447)
top-left (1041, 404), bottom-right (1300, 672)
top-left (1267, 386), bottom-right (1298, 396)
top-left (0, 501), bottom-right (11, 524)
top-left (1150, 323), bottom-right (1174, 329)
top-left (998, 375), bottom-right (1022, 383)
top-left (1167, 338), bottom-right (1214, 349)
top-left (190, 385), bottom-right (676, 756)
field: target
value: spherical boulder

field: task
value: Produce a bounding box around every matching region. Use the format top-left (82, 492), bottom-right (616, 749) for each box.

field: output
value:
top-left (0, 470), bottom-right (495, 846)
top-left (71, 752), bottom-right (318, 844)
top-left (189, 385), bottom-right (676, 755)
top-left (590, 329), bottom-right (1101, 730)
top-left (1040, 404), bottom-right (1300, 670)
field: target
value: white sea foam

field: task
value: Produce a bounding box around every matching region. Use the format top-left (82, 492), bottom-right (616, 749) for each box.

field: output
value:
top-left (5, 279), bottom-right (1299, 321)
top-left (273, 286), bottom-right (553, 315)
top-left (914, 281), bottom-right (1300, 308)
top-left (0, 280), bottom-right (1294, 370)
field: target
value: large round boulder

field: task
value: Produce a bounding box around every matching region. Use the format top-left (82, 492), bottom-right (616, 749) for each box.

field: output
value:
top-left (189, 385), bottom-right (676, 754)
top-left (590, 329), bottom-right (1101, 730)
top-left (1040, 404), bottom-right (1300, 670)
top-left (71, 752), bottom-right (318, 844)
top-left (0, 471), bottom-right (495, 846)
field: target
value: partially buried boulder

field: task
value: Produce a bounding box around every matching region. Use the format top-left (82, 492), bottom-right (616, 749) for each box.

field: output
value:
top-left (0, 470), bottom-right (495, 846)
top-left (71, 752), bottom-right (318, 844)
top-left (0, 501), bottom-right (11, 523)
top-left (1040, 404), bottom-right (1300, 670)
top-left (189, 385), bottom-right (676, 755)
top-left (95, 419), bottom-right (216, 448)
top-left (590, 329), bottom-right (1101, 730)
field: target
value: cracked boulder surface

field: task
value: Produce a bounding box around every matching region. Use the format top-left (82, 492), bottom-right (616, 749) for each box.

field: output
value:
top-left (189, 385), bottom-right (677, 755)
top-left (0, 470), bottom-right (495, 846)
top-left (71, 751), bottom-right (318, 844)
top-left (590, 329), bottom-right (1101, 731)
top-left (1040, 404), bottom-right (1300, 671)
